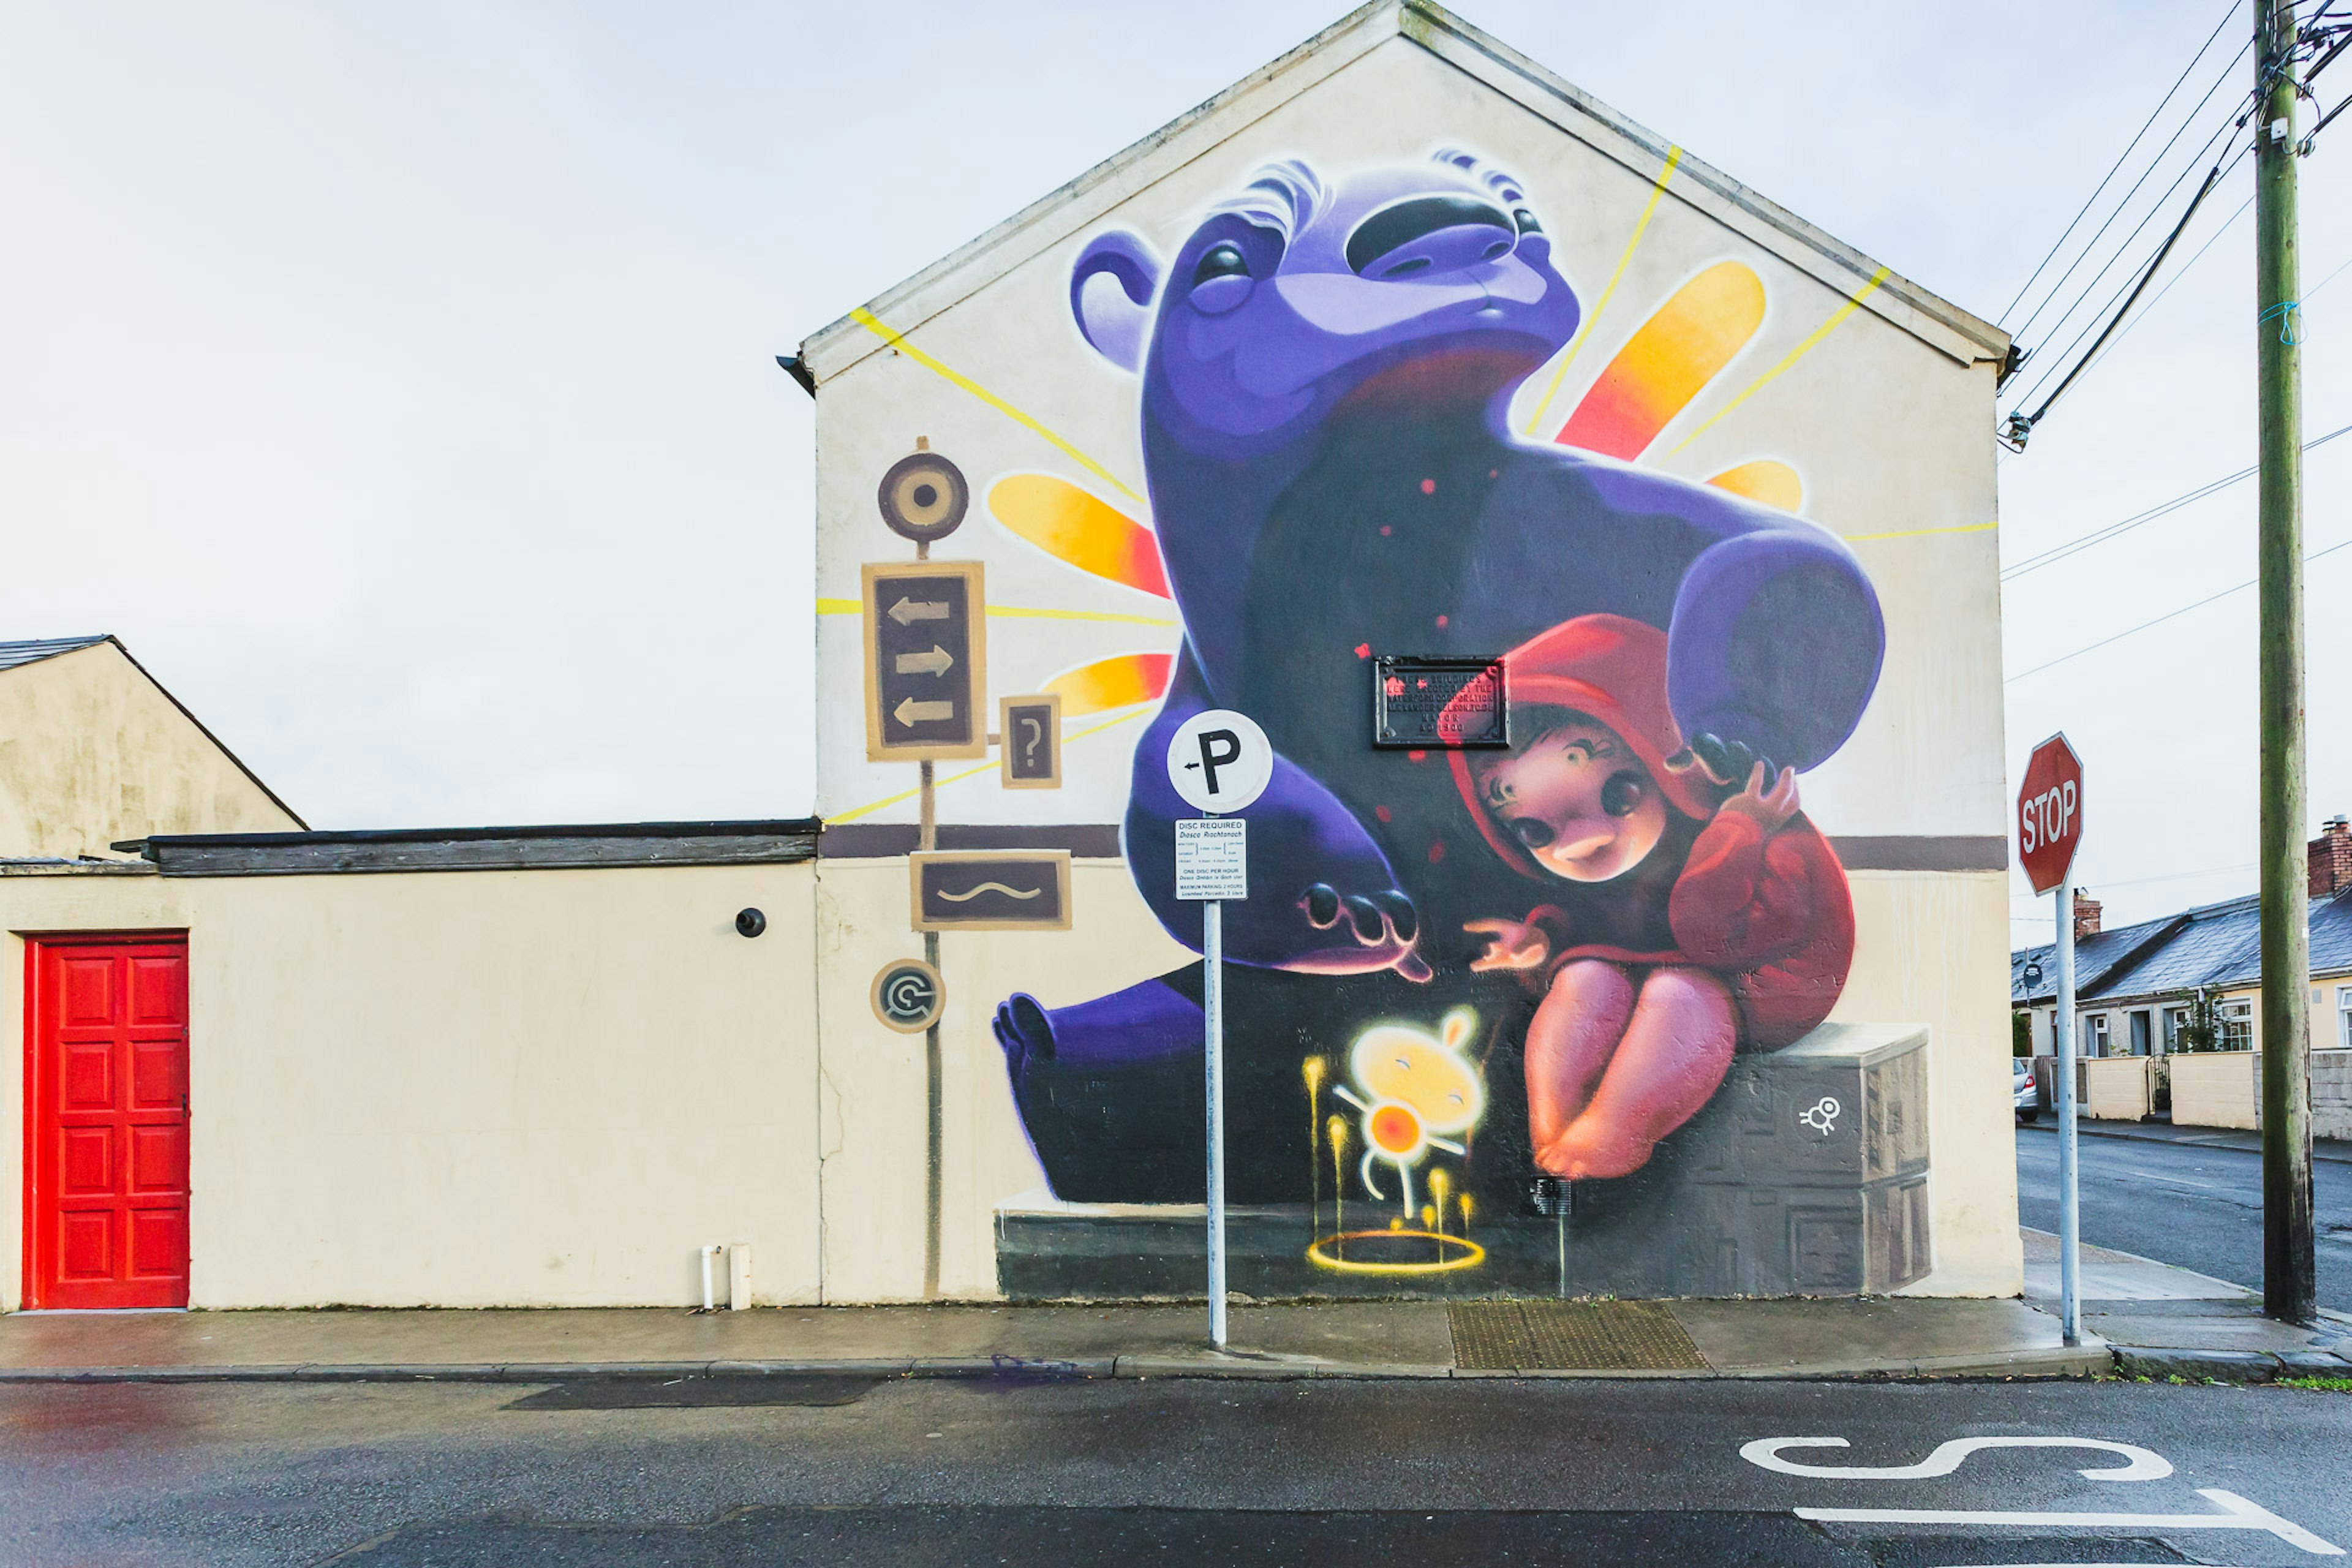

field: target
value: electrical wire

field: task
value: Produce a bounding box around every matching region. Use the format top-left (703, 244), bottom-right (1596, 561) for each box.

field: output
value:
top-left (2006, 537), bottom-right (2352, 683)
top-left (2001, 420), bottom-right (2352, 581)
top-left (2003, 121), bottom-right (2252, 418)
top-left (2069, 186), bottom-right (2253, 381)
top-left (2007, 32), bottom-right (2255, 345)
top-left (1998, 0), bottom-right (2244, 327)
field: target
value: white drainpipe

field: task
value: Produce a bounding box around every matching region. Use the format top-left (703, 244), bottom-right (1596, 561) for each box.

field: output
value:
top-left (699, 1243), bottom-right (723, 1312)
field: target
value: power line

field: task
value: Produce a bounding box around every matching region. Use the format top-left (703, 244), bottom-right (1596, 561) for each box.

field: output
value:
top-left (2070, 186), bottom-right (2253, 380)
top-left (2006, 537), bottom-right (2352, 683)
top-left (2002, 122), bottom-right (2250, 423)
top-left (2007, 32), bottom-right (2255, 347)
top-left (1998, 0), bottom-right (2244, 326)
top-left (2001, 420), bottom-right (2352, 581)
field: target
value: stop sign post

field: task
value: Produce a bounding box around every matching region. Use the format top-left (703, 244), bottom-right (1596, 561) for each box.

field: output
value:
top-left (2019, 733), bottom-right (2085, 1344)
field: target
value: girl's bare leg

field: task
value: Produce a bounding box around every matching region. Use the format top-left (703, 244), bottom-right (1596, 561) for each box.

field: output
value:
top-left (1525, 960), bottom-right (1634, 1171)
top-left (1539, 967), bottom-right (1736, 1180)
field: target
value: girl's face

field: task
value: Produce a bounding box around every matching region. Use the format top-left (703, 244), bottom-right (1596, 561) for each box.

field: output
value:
top-left (1474, 716), bottom-right (1666, 882)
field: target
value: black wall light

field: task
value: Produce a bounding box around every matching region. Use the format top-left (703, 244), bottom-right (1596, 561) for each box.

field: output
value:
top-left (736, 908), bottom-right (767, 938)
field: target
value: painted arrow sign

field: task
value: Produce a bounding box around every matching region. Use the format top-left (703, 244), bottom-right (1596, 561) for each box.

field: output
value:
top-left (888, 597), bottom-right (949, 626)
top-left (894, 646), bottom-right (955, 677)
top-left (863, 560), bottom-right (986, 761)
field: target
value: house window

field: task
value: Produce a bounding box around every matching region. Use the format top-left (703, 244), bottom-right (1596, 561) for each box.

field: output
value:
top-left (2082, 1014), bottom-right (2111, 1057)
top-left (2162, 1006), bottom-right (2190, 1053)
top-left (2337, 986), bottom-right (2352, 1050)
top-left (2217, 998), bottom-right (2253, 1050)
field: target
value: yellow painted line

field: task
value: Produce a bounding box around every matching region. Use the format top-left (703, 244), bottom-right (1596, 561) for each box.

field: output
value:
top-left (816, 597), bottom-right (1176, 628)
top-left (1663, 264), bottom-right (1893, 458)
top-left (825, 706), bottom-right (1153, 825)
top-left (1842, 521), bottom-right (1997, 544)
top-left (850, 307), bottom-right (1142, 504)
top-left (1523, 145), bottom-right (1681, 437)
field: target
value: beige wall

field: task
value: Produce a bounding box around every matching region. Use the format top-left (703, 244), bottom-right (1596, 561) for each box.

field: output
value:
top-left (802, 25), bottom-right (2016, 1301)
top-left (3, 860), bottom-right (818, 1311)
top-left (2171, 1050), bottom-right (2261, 1131)
top-left (0, 643), bottom-right (298, 858)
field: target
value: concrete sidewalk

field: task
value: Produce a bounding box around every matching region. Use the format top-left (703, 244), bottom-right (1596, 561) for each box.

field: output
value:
top-left (6, 1229), bottom-right (2340, 1385)
top-left (2020, 1226), bottom-right (2352, 1381)
top-left (0, 1294), bottom-right (2103, 1384)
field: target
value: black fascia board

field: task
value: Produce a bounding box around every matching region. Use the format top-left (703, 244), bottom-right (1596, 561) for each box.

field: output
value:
top-left (118, 818), bottom-right (824, 877)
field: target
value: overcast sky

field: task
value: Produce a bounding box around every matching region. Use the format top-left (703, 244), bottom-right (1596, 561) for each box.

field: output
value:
top-left (5, 1), bottom-right (2346, 943)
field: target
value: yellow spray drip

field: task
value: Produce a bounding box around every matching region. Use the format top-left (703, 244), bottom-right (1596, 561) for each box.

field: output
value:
top-left (1303, 1057), bottom-right (1327, 1243)
top-left (1329, 1115), bottom-right (1349, 1261)
top-left (1458, 1192), bottom-right (1475, 1241)
top-left (1428, 1169), bottom-right (1452, 1259)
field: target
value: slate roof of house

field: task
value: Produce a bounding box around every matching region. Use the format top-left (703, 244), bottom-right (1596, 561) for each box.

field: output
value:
top-left (2013, 888), bottom-right (2352, 1006)
top-left (0, 635), bottom-right (108, 674)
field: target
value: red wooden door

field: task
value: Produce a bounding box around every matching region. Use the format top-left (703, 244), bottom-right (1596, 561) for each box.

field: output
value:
top-left (24, 935), bottom-right (190, 1309)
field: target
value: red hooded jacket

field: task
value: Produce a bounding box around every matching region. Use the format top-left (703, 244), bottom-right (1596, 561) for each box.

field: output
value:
top-left (1442, 615), bottom-right (1854, 1050)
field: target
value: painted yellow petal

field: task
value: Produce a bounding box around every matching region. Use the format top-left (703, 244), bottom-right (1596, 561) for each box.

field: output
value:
top-left (1043, 652), bottom-right (1172, 717)
top-left (1557, 261), bottom-right (1765, 459)
top-left (988, 473), bottom-right (1169, 598)
top-left (1706, 459), bottom-right (1803, 514)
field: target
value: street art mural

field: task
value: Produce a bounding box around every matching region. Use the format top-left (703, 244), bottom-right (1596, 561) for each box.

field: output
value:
top-left (955, 148), bottom-right (1910, 1294)
top-left (820, 122), bottom-right (1969, 1298)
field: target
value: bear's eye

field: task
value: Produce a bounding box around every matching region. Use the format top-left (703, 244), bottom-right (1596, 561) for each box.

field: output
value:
top-left (1601, 772), bottom-right (1646, 818)
top-left (1510, 817), bottom-right (1555, 848)
top-left (1191, 242), bottom-right (1250, 288)
top-left (1512, 208), bottom-right (1542, 236)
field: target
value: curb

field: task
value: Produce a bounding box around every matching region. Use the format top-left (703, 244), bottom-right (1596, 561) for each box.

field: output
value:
top-left (0, 1346), bottom-right (2113, 1385)
top-left (2019, 1120), bottom-right (2352, 1166)
top-left (2113, 1345), bottom-right (2352, 1382)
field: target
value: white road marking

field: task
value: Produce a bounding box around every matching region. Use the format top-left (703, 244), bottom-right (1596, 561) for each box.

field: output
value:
top-left (1797, 1488), bottom-right (2342, 1555)
top-left (1743, 1436), bottom-right (2171, 1481)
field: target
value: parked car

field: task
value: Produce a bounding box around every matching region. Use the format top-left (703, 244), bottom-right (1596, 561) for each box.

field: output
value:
top-left (2014, 1060), bottom-right (2040, 1123)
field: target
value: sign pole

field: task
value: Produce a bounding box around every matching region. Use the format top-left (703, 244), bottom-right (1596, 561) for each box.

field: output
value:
top-left (2019, 731), bottom-right (2085, 1348)
top-left (1204, 862), bottom-right (1227, 1350)
top-left (1163, 707), bottom-right (1268, 1354)
top-left (2055, 881), bottom-right (2079, 1347)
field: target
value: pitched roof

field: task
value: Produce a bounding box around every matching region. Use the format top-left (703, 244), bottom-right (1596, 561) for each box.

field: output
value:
top-left (0, 633), bottom-right (305, 830)
top-left (0, 635), bottom-right (108, 674)
top-left (796, 0), bottom-right (2009, 385)
top-left (2011, 888), bottom-right (2352, 1006)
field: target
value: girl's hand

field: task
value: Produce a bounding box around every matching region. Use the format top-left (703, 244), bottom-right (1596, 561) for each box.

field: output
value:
top-left (1464, 917), bottom-right (1550, 972)
top-left (1717, 761), bottom-right (1801, 833)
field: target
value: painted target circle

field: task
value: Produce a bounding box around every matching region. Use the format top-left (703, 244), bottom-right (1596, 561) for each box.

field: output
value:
top-left (869, 957), bottom-right (944, 1034)
top-left (876, 451), bottom-right (969, 543)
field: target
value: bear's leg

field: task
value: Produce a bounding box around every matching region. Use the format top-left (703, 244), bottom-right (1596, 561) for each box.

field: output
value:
top-left (1522, 959), bottom-right (1635, 1158)
top-left (1537, 966), bottom-right (1736, 1180)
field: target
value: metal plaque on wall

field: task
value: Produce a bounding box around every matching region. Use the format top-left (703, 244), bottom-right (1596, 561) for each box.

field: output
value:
top-left (1372, 655), bottom-right (1508, 748)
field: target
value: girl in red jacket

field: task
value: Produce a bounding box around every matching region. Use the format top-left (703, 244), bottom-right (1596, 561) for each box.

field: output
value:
top-left (1444, 614), bottom-right (1855, 1181)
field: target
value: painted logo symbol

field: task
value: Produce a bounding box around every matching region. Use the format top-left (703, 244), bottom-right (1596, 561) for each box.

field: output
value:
top-left (870, 958), bottom-right (945, 1035)
top-left (1798, 1096), bottom-right (1842, 1137)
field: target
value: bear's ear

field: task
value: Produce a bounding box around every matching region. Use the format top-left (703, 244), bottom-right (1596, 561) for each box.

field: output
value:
top-left (1070, 229), bottom-right (1161, 374)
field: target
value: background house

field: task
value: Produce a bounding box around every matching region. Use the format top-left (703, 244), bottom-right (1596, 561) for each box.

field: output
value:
top-left (2011, 824), bottom-right (2352, 1137)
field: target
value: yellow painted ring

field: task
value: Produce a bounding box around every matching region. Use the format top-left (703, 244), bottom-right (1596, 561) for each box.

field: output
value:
top-left (1305, 1229), bottom-right (1487, 1275)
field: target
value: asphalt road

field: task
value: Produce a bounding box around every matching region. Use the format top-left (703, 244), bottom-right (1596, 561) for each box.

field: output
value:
top-left (3, 1374), bottom-right (2348, 1566)
top-left (2016, 1123), bottom-right (2352, 1312)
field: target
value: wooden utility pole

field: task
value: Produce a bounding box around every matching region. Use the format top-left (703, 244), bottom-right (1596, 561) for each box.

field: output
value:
top-left (2255, 0), bottom-right (2316, 1326)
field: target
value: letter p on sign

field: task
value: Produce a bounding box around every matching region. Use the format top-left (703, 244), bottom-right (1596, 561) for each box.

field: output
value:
top-left (2017, 733), bottom-right (2084, 895)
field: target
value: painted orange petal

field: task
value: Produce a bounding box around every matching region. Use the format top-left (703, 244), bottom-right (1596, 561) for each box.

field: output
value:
top-left (1044, 652), bottom-right (1173, 717)
top-left (1556, 261), bottom-right (1766, 459)
top-left (1706, 459), bottom-right (1803, 514)
top-left (988, 473), bottom-right (1170, 598)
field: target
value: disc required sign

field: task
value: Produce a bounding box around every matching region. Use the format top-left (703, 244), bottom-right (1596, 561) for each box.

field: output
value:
top-left (2018, 733), bottom-right (2084, 895)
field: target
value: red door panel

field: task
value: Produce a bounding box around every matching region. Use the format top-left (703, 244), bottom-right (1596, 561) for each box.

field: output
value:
top-left (26, 935), bottom-right (189, 1310)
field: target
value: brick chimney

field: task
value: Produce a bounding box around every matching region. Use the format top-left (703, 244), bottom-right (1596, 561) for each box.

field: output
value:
top-left (2073, 889), bottom-right (2101, 940)
top-left (2310, 815), bottom-right (2352, 897)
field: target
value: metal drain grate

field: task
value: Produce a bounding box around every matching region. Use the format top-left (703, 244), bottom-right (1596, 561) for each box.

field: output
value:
top-left (1448, 1300), bottom-right (1709, 1371)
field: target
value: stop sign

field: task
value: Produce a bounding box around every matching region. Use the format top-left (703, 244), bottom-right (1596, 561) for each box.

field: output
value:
top-left (2018, 733), bottom-right (2084, 895)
